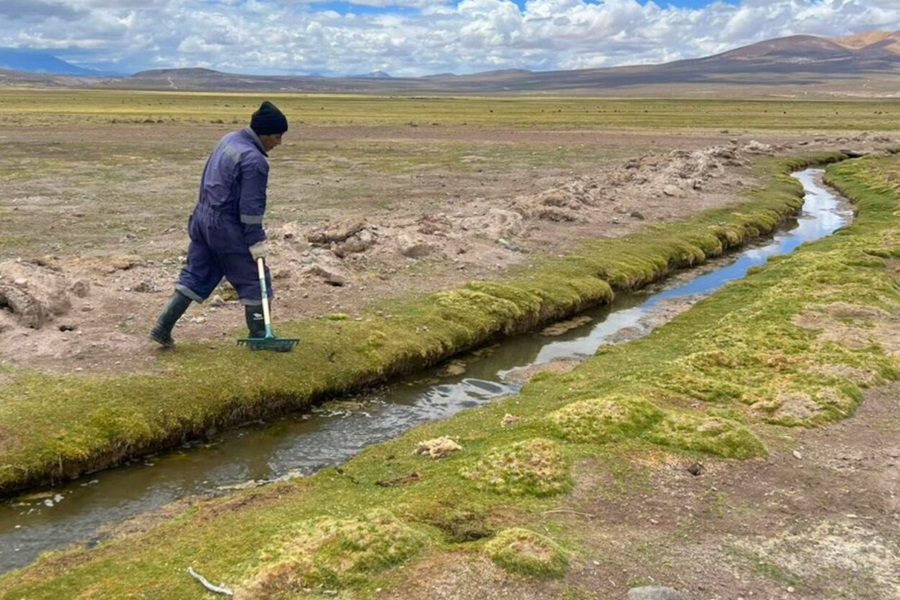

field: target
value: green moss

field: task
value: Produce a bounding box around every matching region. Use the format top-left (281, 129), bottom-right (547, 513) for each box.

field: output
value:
top-left (654, 367), bottom-right (749, 404)
top-left (236, 509), bottom-right (426, 596)
top-left (461, 438), bottom-right (571, 497)
top-left (642, 412), bottom-right (767, 459)
top-left (484, 528), bottom-right (569, 579)
top-left (546, 394), bottom-right (665, 444)
top-left (751, 383), bottom-right (861, 427)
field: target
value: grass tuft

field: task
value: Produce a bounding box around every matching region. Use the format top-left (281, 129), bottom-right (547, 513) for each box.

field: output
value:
top-left (642, 412), bottom-right (767, 459)
top-left (484, 528), bottom-right (570, 579)
top-left (236, 509), bottom-right (426, 597)
top-left (461, 438), bottom-right (571, 497)
top-left (546, 394), bottom-right (665, 444)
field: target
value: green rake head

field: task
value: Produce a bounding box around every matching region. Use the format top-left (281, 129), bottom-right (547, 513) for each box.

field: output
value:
top-left (240, 257), bottom-right (299, 352)
top-left (237, 336), bottom-right (299, 352)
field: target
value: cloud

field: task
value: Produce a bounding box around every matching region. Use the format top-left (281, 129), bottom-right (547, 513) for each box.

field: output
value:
top-left (0, 0), bottom-right (87, 22)
top-left (0, 0), bottom-right (898, 75)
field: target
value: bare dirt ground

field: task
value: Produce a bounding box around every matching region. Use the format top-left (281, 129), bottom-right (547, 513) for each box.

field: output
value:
top-left (0, 126), bottom-right (893, 377)
top-left (1, 124), bottom-right (897, 598)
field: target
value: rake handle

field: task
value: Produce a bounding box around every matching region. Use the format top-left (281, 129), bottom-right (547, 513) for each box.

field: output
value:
top-left (256, 256), bottom-right (275, 339)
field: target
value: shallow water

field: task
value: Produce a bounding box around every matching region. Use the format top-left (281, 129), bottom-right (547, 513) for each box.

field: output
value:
top-left (0, 168), bottom-right (852, 574)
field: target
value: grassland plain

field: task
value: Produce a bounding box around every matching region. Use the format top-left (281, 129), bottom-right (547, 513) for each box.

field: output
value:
top-left (0, 91), bottom-right (899, 597)
top-left (0, 151), bottom-right (896, 599)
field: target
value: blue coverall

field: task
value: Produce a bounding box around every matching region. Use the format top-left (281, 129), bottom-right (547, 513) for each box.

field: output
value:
top-left (175, 127), bottom-right (273, 306)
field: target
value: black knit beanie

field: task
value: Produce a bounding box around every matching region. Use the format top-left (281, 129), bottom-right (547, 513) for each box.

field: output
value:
top-left (250, 101), bottom-right (288, 136)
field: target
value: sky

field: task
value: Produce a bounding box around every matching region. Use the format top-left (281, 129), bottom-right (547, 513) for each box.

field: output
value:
top-left (1, 0), bottom-right (899, 77)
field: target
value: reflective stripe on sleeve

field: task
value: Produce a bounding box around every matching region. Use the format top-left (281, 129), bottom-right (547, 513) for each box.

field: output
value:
top-left (241, 213), bottom-right (264, 224)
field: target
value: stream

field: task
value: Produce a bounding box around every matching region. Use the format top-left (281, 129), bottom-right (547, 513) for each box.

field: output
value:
top-left (0, 168), bottom-right (852, 574)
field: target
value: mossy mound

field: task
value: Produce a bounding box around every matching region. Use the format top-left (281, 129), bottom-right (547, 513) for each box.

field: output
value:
top-left (753, 384), bottom-right (859, 426)
top-left (237, 509), bottom-right (426, 597)
top-left (461, 438), bottom-right (571, 497)
top-left (642, 412), bottom-right (767, 459)
top-left (484, 527), bottom-right (569, 579)
top-left (546, 394), bottom-right (665, 444)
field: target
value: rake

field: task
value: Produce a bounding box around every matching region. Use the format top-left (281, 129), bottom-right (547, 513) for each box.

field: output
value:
top-left (237, 257), bottom-right (299, 352)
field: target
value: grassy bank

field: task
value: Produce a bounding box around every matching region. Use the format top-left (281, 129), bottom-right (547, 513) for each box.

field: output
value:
top-left (2, 89), bottom-right (900, 130)
top-left (0, 153), bottom-right (896, 598)
top-left (0, 152), bottom-right (843, 497)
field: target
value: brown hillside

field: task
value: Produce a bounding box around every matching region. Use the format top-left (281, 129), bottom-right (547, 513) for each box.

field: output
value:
top-left (716, 34), bottom-right (855, 61)
top-left (833, 30), bottom-right (900, 53)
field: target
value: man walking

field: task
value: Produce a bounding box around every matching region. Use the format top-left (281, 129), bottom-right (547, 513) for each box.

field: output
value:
top-left (149, 100), bottom-right (288, 349)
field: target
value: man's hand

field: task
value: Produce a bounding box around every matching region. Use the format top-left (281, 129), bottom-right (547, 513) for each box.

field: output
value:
top-left (249, 241), bottom-right (269, 260)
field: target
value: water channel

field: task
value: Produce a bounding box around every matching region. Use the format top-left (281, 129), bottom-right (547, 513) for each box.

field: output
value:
top-left (0, 168), bottom-right (853, 574)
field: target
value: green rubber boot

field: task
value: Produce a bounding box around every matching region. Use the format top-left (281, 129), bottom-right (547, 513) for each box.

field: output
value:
top-left (244, 305), bottom-right (266, 339)
top-left (149, 291), bottom-right (192, 348)
top-left (244, 304), bottom-right (293, 352)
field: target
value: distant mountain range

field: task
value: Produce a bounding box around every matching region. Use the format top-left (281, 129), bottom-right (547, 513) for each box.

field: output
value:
top-left (0, 48), bottom-right (100, 75)
top-left (2, 31), bottom-right (899, 96)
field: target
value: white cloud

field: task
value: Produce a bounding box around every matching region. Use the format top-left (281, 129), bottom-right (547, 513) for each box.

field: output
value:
top-left (0, 0), bottom-right (898, 76)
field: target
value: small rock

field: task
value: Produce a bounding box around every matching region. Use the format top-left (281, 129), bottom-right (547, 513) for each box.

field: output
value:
top-left (439, 361), bottom-right (467, 377)
top-left (300, 264), bottom-right (347, 287)
top-left (415, 437), bottom-right (462, 459)
top-left (399, 241), bottom-right (437, 259)
top-left (662, 184), bottom-right (681, 197)
top-left (496, 237), bottom-right (520, 252)
top-left (627, 586), bottom-right (690, 600)
top-left (500, 414), bottom-right (523, 427)
top-left (686, 462), bottom-right (705, 476)
top-left (69, 280), bottom-right (90, 297)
